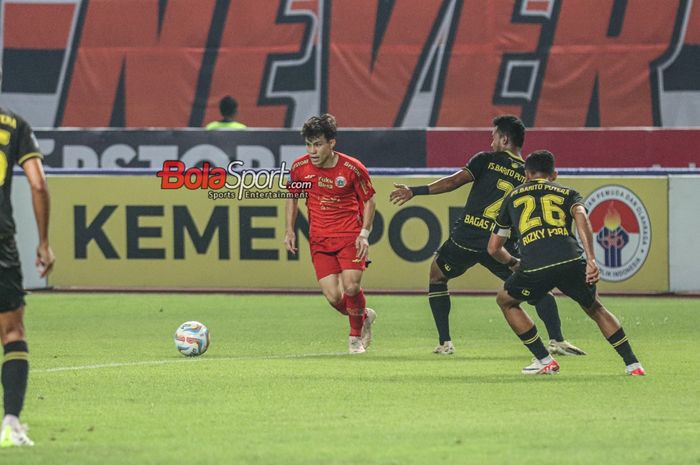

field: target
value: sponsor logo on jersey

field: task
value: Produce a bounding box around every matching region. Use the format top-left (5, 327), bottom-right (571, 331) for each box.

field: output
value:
top-left (585, 186), bottom-right (651, 282)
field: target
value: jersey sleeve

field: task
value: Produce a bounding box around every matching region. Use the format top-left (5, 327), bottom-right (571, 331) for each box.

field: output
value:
top-left (15, 117), bottom-right (43, 166)
top-left (464, 152), bottom-right (488, 180)
top-left (565, 189), bottom-right (585, 215)
top-left (353, 162), bottom-right (375, 202)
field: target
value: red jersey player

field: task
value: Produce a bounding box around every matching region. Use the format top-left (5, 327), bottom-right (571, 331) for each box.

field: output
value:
top-left (284, 114), bottom-right (377, 354)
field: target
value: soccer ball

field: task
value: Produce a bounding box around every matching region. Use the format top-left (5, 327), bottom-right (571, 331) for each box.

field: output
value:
top-left (174, 321), bottom-right (210, 356)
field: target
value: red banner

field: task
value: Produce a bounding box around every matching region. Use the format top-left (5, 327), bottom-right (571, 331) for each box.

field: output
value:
top-left (2, 0), bottom-right (699, 129)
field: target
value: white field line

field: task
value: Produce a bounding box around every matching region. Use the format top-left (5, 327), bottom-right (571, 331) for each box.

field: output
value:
top-left (32, 351), bottom-right (348, 374)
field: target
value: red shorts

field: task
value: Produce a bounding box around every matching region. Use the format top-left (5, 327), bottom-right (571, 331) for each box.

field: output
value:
top-left (310, 236), bottom-right (366, 280)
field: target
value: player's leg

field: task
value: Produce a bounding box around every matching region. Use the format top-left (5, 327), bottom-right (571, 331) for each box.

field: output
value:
top-left (531, 293), bottom-right (563, 343)
top-left (317, 274), bottom-right (346, 314)
top-left (531, 294), bottom-right (587, 356)
top-left (340, 269), bottom-right (375, 353)
top-left (584, 298), bottom-right (644, 375)
top-left (555, 261), bottom-right (644, 375)
top-left (318, 271), bottom-right (365, 353)
top-left (430, 240), bottom-right (471, 354)
top-left (340, 269), bottom-right (365, 336)
top-left (480, 251), bottom-right (583, 355)
top-left (497, 271), bottom-right (559, 375)
top-left (337, 239), bottom-right (375, 352)
top-left (428, 258), bottom-right (452, 351)
top-left (0, 265), bottom-right (33, 447)
top-left (311, 240), bottom-right (347, 314)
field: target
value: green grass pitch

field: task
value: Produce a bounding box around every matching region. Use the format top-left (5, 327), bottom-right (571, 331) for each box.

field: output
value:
top-left (5, 293), bottom-right (699, 464)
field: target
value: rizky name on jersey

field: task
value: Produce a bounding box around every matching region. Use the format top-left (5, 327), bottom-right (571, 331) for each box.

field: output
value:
top-left (522, 226), bottom-right (572, 245)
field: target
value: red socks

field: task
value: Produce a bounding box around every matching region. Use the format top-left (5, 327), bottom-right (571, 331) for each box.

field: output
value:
top-left (346, 290), bottom-right (366, 337)
top-left (331, 295), bottom-right (349, 315)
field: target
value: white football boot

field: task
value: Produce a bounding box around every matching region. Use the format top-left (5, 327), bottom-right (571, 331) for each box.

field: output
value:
top-left (433, 341), bottom-right (455, 355)
top-left (547, 339), bottom-right (587, 356)
top-left (625, 362), bottom-right (646, 376)
top-left (0, 415), bottom-right (34, 448)
top-left (361, 308), bottom-right (377, 349)
top-left (348, 336), bottom-right (366, 354)
top-left (521, 357), bottom-right (560, 375)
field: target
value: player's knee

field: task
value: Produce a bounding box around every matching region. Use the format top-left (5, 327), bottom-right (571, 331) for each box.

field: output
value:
top-left (321, 288), bottom-right (342, 305)
top-left (429, 262), bottom-right (448, 284)
top-left (0, 322), bottom-right (26, 345)
top-left (583, 298), bottom-right (604, 317)
top-left (496, 289), bottom-right (515, 311)
top-left (343, 283), bottom-right (361, 296)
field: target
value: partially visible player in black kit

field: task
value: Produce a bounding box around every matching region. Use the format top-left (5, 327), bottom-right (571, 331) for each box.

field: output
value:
top-left (0, 67), bottom-right (55, 447)
top-left (488, 150), bottom-right (645, 375)
top-left (390, 115), bottom-right (584, 356)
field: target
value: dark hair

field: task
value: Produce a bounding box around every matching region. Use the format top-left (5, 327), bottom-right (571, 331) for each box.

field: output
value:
top-left (525, 150), bottom-right (556, 175)
top-left (492, 114), bottom-right (525, 148)
top-left (301, 113), bottom-right (337, 141)
top-left (219, 96), bottom-right (238, 117)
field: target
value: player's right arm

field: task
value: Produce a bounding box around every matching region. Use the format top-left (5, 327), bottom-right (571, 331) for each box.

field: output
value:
top-left (572, 204), bottom-right (599, 284)
top-left (22, 157), bottom-right (55, 277)
top-left (389, 169), bottom-right (474, 206)
top-left (284, 198), bottom-right (299, 254)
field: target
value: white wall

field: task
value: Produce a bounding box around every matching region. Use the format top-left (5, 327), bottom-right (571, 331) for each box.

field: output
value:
top-left (11, 174), bottom-right (47, 289)
top-left (669, 176), bottom-right (700, 292)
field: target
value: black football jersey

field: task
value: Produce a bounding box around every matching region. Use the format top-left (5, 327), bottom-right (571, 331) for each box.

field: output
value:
top-left (0, 107), bottom-right (43, 237)
top-left (495, 179), bottom-right (585, 271)
top-left (450, 150), bottom-right (526, 249)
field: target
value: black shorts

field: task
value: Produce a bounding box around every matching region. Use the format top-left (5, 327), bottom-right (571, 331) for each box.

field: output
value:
top-left (435, 238), bottom-right (513, 281)
top-left (0, 237), bottom-right (26, 312)
top-left (504, 258), bottom-right (597, 309)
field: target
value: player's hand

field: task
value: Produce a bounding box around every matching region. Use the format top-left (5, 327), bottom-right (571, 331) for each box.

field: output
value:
top-left (389, 183), bottom-right (413, 206)
top-left (586, 259), bottom-right (600, 284)
top-left (355, 235), bottom-right (369, 261)
top-left (284, 230), bottom-right (297, 254)
top-left (508, 258), bottom-right (521, 272)
top-left (36, 242), bottom-right (55, 278)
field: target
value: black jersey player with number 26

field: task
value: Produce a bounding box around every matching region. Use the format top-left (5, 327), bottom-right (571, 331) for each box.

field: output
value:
top-left (390, 115), bottom-right (584, 357)
top-left (488, 150), bottom-right (645, 376)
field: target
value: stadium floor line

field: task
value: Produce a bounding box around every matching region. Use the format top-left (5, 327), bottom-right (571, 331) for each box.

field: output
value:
top-left (31, 351), bottom-right (348, 374)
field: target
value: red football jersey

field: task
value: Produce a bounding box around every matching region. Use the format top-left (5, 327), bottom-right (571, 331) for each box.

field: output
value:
top-left (288, 152), bottom-right (375, 238)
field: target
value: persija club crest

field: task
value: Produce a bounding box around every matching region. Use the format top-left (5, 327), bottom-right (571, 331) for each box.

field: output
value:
top-left (584, 186), bottom-right (651, 282)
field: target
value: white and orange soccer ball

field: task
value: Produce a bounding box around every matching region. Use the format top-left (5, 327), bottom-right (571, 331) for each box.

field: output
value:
top-left (174, 321), bottom-right (210, 356)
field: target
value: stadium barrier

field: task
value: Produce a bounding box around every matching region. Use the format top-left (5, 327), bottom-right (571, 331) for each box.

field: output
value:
top-left (17, 173), bottom-right (676, 293)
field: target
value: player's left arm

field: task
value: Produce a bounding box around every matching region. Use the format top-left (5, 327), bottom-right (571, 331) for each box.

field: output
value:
top-left (356, 194), bottom-right (376, 260)
top-left (572, 204), bottom-right (599, 284)
top-left (22, 157), bottom-right (55, 277)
